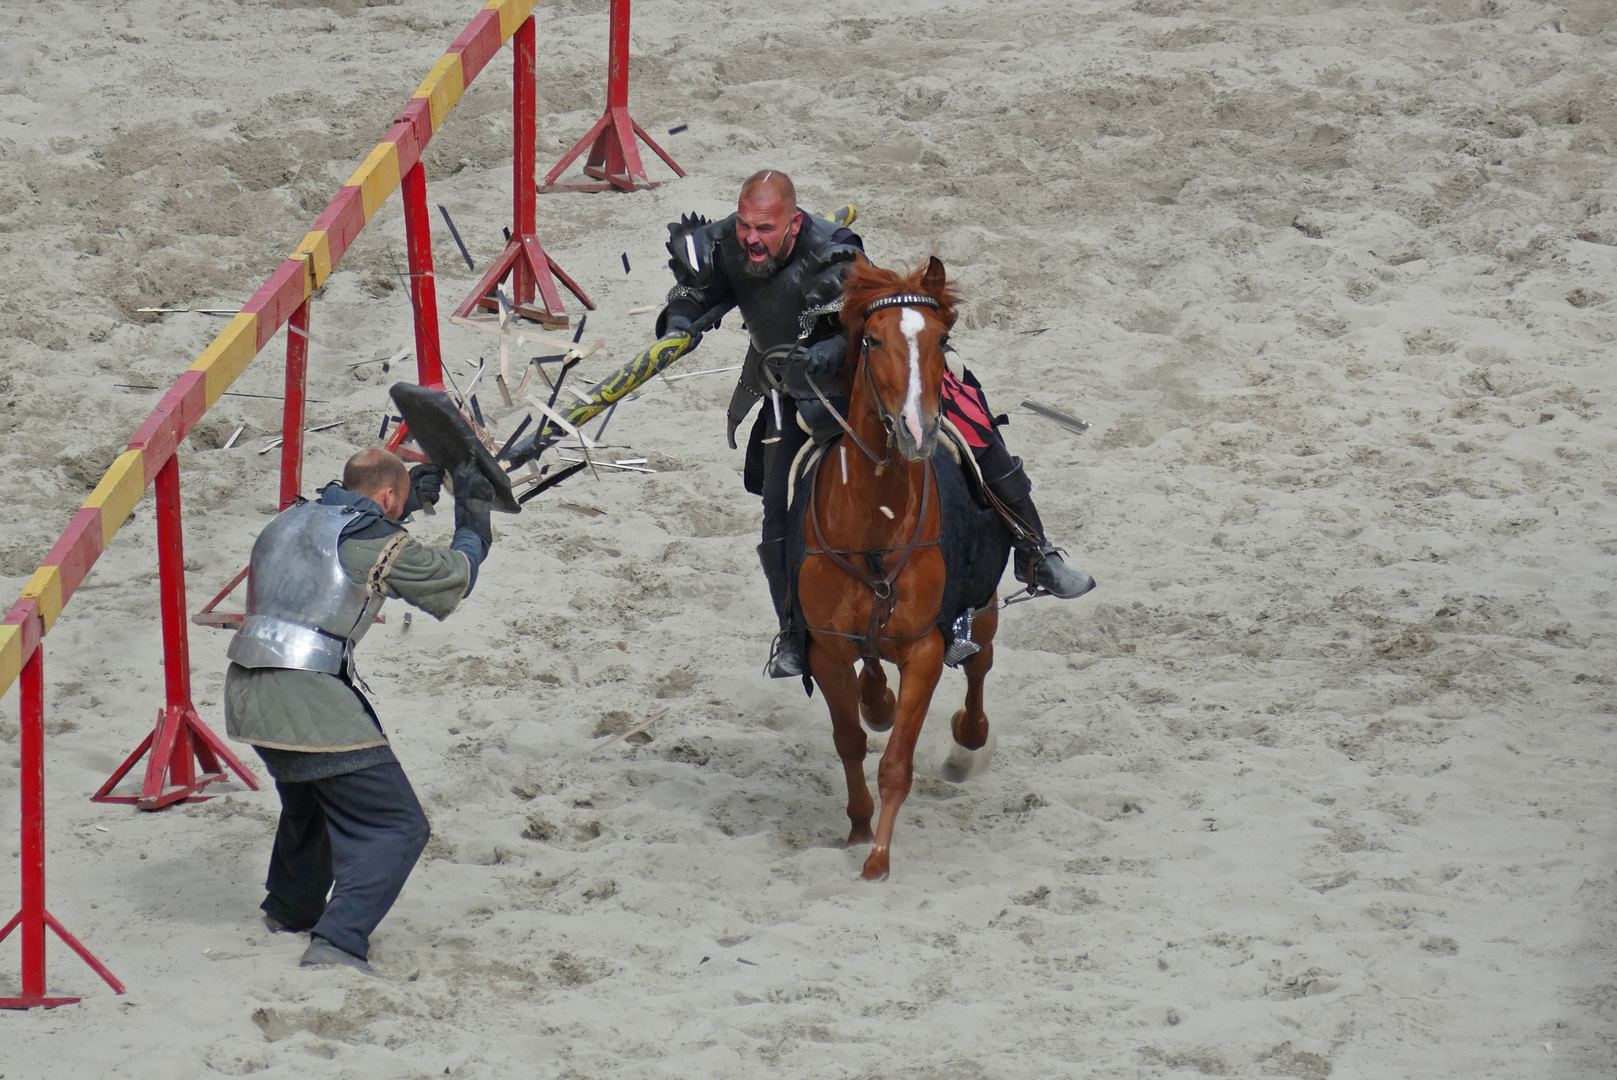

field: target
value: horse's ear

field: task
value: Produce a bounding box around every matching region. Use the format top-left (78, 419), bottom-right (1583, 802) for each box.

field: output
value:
top-left (922, 256), bottom-right (947, 296)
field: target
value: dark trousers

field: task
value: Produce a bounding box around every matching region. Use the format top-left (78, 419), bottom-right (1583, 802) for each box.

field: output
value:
top-left (261, 762), bottom-right (430, 960)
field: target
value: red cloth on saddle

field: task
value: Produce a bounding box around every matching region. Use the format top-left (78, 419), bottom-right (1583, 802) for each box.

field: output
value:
top-left (941, 368), bottom-right (995, 449)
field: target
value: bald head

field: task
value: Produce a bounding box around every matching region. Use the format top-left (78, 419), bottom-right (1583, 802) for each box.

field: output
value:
top-left (740, 169), bottom-right (796, 209)
top-left (735, 170), bottom-right (803, 278)
top-left (344, 448), bottom-right (410, 516)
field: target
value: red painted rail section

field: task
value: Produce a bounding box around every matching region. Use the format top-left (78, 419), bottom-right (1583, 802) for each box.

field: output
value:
top-left (0, 0), bottom-right (550, 1009)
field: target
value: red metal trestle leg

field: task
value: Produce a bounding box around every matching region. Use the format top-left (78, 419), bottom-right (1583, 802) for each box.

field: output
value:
top-left (456, 15), bottom-right (592, 328)
top-left (401, 162), bottom-right (446, 389)
top-left (540, 0), bottom-right (685, 193)
top-left (279, 301), bottom-right (309, 510)
top-left (92, 456), bottom-right (260, 809)
top-left (0, 647), bottom-right (124, 1008)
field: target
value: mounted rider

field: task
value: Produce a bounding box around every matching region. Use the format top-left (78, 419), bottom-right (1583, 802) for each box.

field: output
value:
top-left (657, 170), bottom-right (1094, 678)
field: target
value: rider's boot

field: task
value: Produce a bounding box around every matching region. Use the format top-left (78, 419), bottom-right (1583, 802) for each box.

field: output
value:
top-left (757, 539), bottom-right (808, 678)
top-left (981, 454), bottom-right (1096, 599)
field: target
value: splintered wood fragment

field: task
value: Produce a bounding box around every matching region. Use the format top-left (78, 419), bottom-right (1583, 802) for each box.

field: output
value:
top-left (590, 709), bottom-right (669, 757)
top-left (257, 421), bottom-right (343, 454)
top-left (523, 394), bottom-right (598, 449)
top-left (449, 315), bottom-right (576, 352)
top-left (556, 454), bottom-right (654, 474)
top-left (660, 364), bottom-right (742, 382)
top-left (349, 348), bottom-right (411, 369)
top-left (222, 424), bottom-right (246, 450)
top-left (496, 373), bottom-right (513, 407)
top-left (558, 500), bottom-right (605, 516)
top-left (497, 287), bottom-right (513, 392)
top-left (627, 304), bottom-right (658, 315)
top-left (1019, 399), bottom-right (1090, 433)
top-left (566, 338), bottom-right (607, 364)
top-left (287, 322), bottom-right (326, 347)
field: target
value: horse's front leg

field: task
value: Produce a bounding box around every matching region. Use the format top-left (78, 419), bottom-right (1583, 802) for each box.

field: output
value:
top-left (858, 659), bottom-right (896, 732)
top-left (809, 635), bottom-right (875, 846)
top-left (863, 631), bottom-right (946, 881)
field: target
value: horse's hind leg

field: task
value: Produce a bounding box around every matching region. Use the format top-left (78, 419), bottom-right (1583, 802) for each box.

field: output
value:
top-left (944, 605), bottom-right (998, 782)
top-left (859, 659), bottom-right (896, 733)
top-left (810, 640), bottom-right (875, 846)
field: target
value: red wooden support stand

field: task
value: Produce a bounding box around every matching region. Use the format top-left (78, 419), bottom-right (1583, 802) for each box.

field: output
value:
top-left (459, 17), bottom-right (593, 328)
top-left (92, 456), bottom-right (259, 810)
top-left (1, 649), bottom-right (124, 1008)
top-left (540, 0), bottom-right (685, 193)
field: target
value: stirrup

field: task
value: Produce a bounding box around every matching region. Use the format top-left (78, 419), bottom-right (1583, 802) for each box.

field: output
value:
top-left (943, 610), bottom-right (981, 668)
top-left (764, 628), bottom-right (808, 679)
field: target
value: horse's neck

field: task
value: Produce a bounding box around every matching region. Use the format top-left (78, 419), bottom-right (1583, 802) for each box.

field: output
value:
top-left (818, 383), bottom-right (927, 548)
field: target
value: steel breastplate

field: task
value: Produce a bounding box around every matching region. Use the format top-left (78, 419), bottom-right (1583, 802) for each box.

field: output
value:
top-left (226, 503), bottom-right (387, 676)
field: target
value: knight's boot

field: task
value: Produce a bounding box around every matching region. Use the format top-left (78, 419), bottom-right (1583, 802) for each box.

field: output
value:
top-left (757, 539), bottom-right (808, 678)
top-left (983, 456), bottom-right (1096, 600)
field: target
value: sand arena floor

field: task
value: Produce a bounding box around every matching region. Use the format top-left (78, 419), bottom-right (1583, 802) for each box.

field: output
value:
top-left (1, 1), bottom-right (1616, 1077)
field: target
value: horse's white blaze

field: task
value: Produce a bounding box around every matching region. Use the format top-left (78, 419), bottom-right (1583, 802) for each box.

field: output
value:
top-left (900, 307), bottom-right (926, 446)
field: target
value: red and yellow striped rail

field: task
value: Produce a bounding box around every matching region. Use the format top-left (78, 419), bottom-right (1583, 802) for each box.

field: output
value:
top-left (0, 0), bottom-right (538, 698)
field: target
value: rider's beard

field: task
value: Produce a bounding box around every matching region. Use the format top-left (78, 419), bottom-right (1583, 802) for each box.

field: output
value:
top-left (731, 230), bottom-right (792, 279)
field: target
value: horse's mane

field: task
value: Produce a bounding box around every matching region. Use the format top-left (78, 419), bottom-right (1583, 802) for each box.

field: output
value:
top-left (840, 257), bottom-right (960, 335)
top-left (838, 257), bottom-right (960, 391)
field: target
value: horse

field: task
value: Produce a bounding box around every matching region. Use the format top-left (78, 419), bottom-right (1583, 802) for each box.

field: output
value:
top-left (793, 255), bottom-right (1009, 881)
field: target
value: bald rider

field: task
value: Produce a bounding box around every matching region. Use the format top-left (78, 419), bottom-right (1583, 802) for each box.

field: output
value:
top-left (224, 448), bottom-right (495, 974)
top-left (657, 169), bottom-right (1093, 678)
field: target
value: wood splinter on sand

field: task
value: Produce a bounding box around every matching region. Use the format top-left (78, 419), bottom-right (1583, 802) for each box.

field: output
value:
top-left (1019, 399), bottom-right (1090, 433)
top-left (590, 709), bottom-right (669, 757)
top-left (627, 304), bottom-right (658, 315)
top-left (259, 420), bottom-right (345, 454)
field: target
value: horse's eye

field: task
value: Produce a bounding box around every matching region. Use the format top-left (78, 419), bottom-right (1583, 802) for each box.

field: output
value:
top-left (864, 335), bottom-right (882, 349)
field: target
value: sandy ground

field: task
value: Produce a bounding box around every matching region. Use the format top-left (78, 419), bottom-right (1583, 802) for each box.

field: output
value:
top-left (2, 0), bottom-right (1616, 1076)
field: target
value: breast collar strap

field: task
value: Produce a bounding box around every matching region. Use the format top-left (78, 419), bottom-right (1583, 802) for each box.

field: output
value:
top-left (804, 455), bottom-right (941, 662)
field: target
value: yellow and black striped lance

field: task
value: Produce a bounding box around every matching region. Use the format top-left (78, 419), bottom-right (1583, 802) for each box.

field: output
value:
top-left (550, 331), bottom-right (696, 433)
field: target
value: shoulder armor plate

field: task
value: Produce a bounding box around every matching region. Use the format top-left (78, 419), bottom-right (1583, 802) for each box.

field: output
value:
top-left (665, 213), bottom-right (731, 291)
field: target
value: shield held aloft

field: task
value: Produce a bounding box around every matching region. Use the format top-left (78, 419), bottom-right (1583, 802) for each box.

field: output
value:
top-left (388, 383), bottom-right (521, 514)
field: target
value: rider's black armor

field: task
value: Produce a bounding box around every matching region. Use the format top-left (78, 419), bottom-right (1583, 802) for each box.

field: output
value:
top-left (659, 211), bottom-right (864, 450)
top-left (656, 209), bottom-right (1092, 679)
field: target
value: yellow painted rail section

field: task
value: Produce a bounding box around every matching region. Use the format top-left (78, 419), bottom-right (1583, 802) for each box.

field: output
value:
top-left (0, 0), bottom-right (538, 696)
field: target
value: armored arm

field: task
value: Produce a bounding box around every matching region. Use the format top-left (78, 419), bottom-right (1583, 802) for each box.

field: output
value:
top-left (655, 213), bottom-right (736, 341)
top-left (778, 227), bottom-right (864, 396)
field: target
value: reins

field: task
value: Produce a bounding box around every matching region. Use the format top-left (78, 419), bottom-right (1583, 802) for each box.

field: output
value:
top-left (801, 291), bottom-right (946, 662)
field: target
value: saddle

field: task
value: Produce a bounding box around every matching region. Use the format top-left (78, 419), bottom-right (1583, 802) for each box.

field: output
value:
top-left (782, 426), bottom-right (1012, 666)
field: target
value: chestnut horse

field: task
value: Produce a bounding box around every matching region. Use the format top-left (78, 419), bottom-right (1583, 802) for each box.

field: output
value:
top-left (798, 255), bottom-right (1000, 881)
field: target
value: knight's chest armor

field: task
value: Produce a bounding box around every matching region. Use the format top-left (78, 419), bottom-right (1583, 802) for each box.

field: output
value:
top-left (226, 503), bottom-right (387, 676)
top-left (719, 243), bottom-right (820, 357)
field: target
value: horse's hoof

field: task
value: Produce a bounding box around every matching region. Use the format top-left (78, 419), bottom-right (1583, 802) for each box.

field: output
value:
top-left (861, 688), bottom-right (896, 733)
top-left (941, 726), bottom-right (997, 783)
top-left (846, 824), bottom-right (874, 847)
top-left (950, 708), bottom-right (988, 750)
top-left (860, 853), bottom-right (890, 881)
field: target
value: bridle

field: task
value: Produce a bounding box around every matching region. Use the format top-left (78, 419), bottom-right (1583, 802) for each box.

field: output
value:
top-left (803, 292), bottom-right (941, 468)
top-left (801, 291), bottom-right (945, 662)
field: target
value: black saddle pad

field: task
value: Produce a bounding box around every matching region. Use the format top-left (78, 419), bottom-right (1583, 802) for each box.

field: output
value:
top-left (390, 383), bottom-right (520, 513)
top-left (786, 439), bottom-right (1012, 648)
